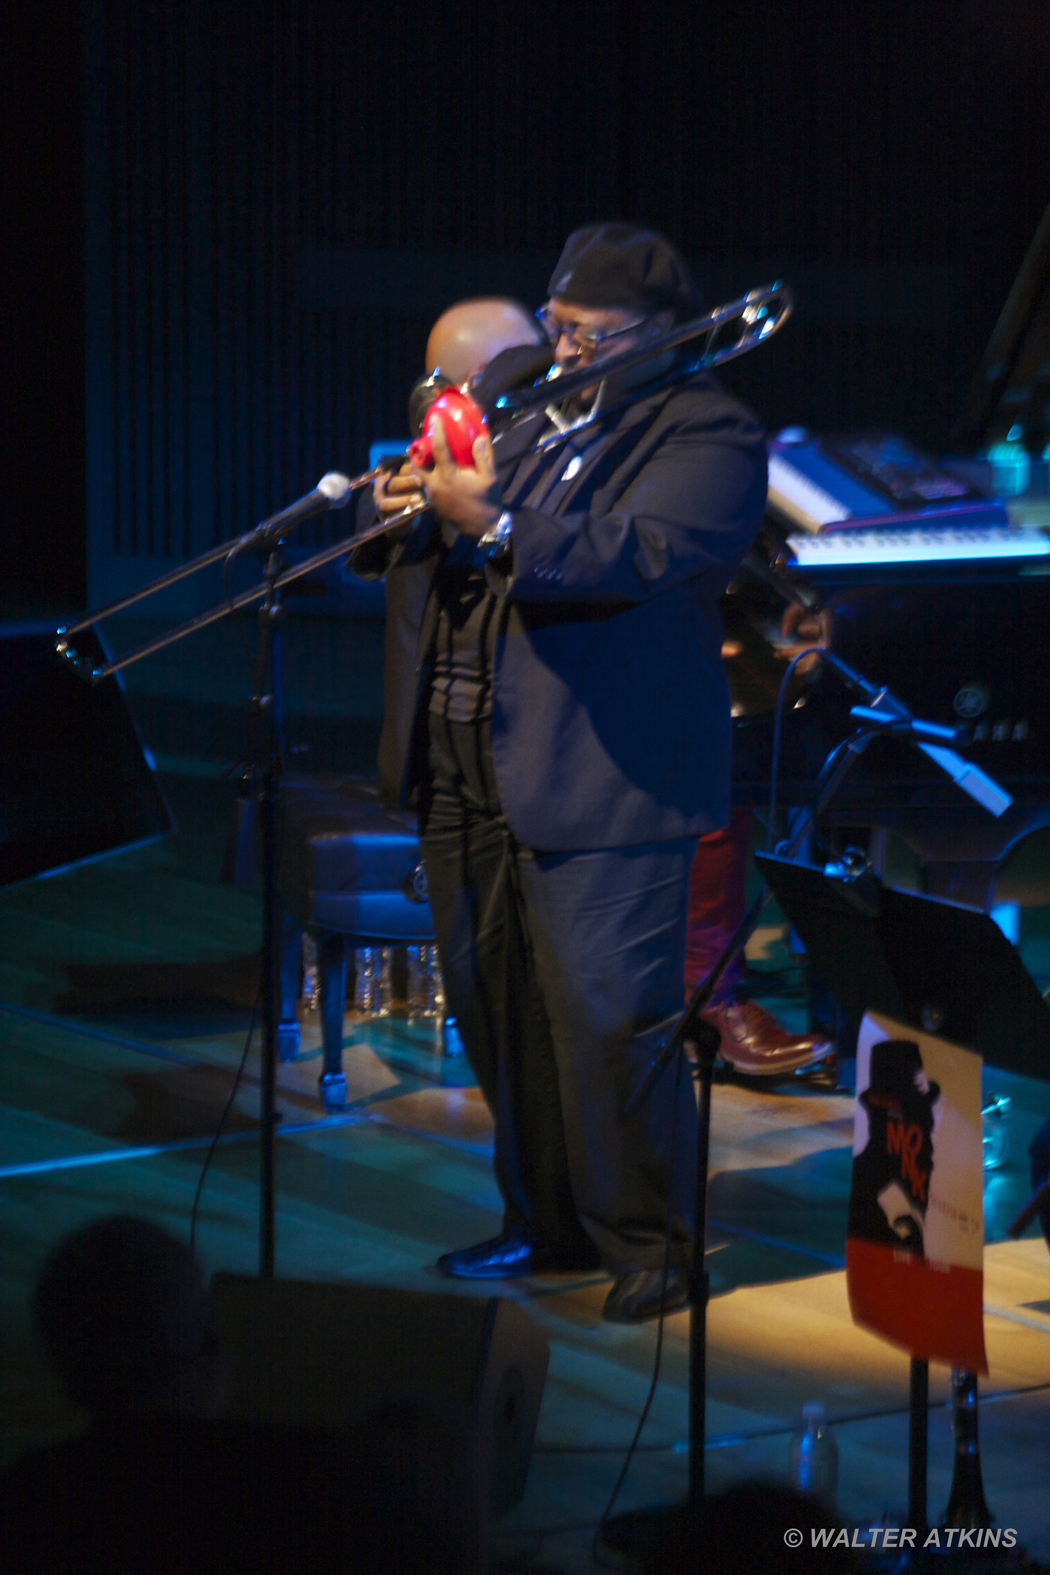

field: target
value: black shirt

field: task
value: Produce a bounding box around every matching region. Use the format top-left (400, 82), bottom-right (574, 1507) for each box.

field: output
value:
top-left (428, 535), bottom-right (499, 724)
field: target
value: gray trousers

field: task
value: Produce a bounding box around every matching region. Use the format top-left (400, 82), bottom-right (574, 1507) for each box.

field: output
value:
top-left (421, 715), bottom-right (697, 1273)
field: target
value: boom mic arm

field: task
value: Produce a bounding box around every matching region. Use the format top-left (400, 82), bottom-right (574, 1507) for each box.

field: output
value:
top-left (819, 652), bottom-right (1013, 818)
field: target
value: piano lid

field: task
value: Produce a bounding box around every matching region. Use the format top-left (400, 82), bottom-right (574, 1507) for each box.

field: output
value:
top-left (952, 195), bottom-right (1050, 450)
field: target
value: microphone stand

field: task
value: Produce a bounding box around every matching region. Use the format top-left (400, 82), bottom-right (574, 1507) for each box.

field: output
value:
top-left (252, 545), bottom-right (286, 1277)
top-left (55, 490), bottom-right (365, 1275)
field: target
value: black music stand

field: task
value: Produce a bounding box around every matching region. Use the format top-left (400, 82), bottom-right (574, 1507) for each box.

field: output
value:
top-left (752, 853), bottom-right (1050, 1536)
top-left (753, 854), bottom-right (1050, 1082)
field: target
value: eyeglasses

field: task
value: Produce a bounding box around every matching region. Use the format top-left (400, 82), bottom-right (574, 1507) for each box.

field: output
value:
top-left (534, 303), bottom-right (650, 354)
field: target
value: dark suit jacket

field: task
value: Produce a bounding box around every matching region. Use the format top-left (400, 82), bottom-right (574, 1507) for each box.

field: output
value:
top-left (353, 370), bottom-right (767, 851)
top-left (373, 550), bottom-right (434, 806)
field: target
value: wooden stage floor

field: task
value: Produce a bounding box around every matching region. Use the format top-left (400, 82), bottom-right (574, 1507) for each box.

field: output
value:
top-left (1, 772), bottom-right (1049, 1571)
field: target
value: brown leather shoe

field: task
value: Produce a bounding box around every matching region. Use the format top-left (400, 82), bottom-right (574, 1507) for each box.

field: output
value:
top-left (700, 998), bottom-right (834, 1077)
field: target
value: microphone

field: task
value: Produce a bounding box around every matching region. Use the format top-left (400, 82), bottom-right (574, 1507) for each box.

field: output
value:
top-left (915, 744), bottom-right (1013, 818)
top-left (225, 473), bottom-right (354, 562)
top-left (257, 472), bottom-right (353, 537)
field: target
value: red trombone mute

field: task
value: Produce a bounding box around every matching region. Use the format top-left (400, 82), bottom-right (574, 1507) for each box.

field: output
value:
top-left (408, 388), bottom-right (487, 469)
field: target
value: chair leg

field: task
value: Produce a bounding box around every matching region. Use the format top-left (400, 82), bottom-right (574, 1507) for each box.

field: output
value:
top-left (277, 911), bottom-right (302, 1062)
top-left (316, 929), bottom-right (348, 1107)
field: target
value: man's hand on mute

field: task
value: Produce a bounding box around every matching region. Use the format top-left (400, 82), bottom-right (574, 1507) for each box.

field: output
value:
top-left (373, 460), bottom-right (425, 519)
top-left (410, 419), bottom-right (502, 539)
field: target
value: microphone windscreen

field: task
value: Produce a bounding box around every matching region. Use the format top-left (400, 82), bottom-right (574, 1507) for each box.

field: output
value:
top-left (471, 345), bottom-right (554, 419)
top-left (317, 472), bottom-right (353, 506)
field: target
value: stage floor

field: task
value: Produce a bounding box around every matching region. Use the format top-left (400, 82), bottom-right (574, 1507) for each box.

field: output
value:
top-left (1, 772), bottom-right (1049, 1571)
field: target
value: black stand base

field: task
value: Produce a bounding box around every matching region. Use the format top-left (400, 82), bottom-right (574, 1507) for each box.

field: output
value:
top-left (944, 1370), bottom-right (992, 1531)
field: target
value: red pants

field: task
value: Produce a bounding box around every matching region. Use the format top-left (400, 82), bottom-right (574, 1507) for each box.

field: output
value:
top-left (684, 806), bottom-right (752, 1000)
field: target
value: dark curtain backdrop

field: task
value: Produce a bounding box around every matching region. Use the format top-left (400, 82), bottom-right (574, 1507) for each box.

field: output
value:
top-left (4, 0), bottom-right (1050, 611)
top-left (0, 0), bottom-right (85, 613)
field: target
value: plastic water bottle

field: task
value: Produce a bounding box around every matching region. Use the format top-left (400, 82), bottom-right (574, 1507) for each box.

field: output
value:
top-left (789, 1402), bottom-right (838, 1503)
top-left (987, 425), bottom-right (1031, 497)
top-left (301, 931), bottom-right (320, 1013)
top-left (427, 948), bottom-right (446, 1016)
top-left (376, 947), bottom-right (394, 1016)
top-left (353, 948), bottom-right (380, 1016)
top-left (407, 945), bottom-right (446, 1018)
top-left (406, 946), bottom-right (425, 1017)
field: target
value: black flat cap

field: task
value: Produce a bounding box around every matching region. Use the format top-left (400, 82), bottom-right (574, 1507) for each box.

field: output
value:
top-left (548, 223), bottom-right (702, 322)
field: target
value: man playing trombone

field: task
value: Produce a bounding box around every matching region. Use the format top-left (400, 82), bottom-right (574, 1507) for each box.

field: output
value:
top-left (354, 223), bottom-right (767, 1323)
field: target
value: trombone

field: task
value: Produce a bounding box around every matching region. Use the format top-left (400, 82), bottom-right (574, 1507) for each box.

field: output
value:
top-left (496, 278), bottom-right (792, 424)
top-left (55, 279), bottom-right (793, 683)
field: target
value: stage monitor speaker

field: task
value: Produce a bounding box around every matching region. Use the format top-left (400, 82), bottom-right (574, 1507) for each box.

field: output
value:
top-left (209, 1273), bottom-right (550, 1517)
top-left (0, 622), bottom-right (172, 886)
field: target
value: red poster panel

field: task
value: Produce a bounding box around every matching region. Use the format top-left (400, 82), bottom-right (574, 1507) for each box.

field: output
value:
top-left (846, 1011), bottom-right (987, 1374)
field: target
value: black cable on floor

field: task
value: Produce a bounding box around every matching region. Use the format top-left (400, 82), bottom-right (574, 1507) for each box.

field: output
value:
top-left (189, 988), bottom-right (261, 1254)
top-left (591, 1044), bottom-right (686, 1569)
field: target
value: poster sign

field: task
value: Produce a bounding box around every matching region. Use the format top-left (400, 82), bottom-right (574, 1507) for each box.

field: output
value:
top-left (846, 1010), bottom-right (987, 1373)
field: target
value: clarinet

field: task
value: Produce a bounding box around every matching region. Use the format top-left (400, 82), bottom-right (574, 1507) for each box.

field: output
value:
top-left (943, 1369), bottom-right (992, 1529)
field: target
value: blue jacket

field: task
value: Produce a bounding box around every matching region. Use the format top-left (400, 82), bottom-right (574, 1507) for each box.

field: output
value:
top-left (352, 369), bottom-right (767, 851)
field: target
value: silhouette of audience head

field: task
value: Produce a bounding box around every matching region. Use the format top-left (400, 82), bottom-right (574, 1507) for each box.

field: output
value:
top-left (20, 1218), bottom-right (485, 1574)
top-left (649, 1482), bottom-right (859, 1574)
top-left (697, 1484), bottom-right (859, 1573)
top-left (33, 1214), bottom-right (221, 1421)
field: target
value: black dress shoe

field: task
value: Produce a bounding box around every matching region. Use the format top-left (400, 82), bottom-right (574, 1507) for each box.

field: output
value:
top-left (437, 1231), bottom-right (601, 1279)
top-left (602, 1267), bottom-right (690, 1324)
top-left (436, 1232), bottom-right (534, 1279)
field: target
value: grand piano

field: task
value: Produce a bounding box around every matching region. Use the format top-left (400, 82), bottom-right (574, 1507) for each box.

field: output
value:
top-left (727, 197), bottom-right (1050, 914)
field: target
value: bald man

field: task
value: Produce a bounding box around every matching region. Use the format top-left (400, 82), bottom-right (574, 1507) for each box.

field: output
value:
top-left (424, 297), bottom-right (546, 389)
top-left (370, 298), bottom-right (545, 802)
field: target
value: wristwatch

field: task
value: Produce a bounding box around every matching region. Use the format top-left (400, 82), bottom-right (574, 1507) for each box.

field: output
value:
top-left (478, 509), bottom-right (513, 559)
